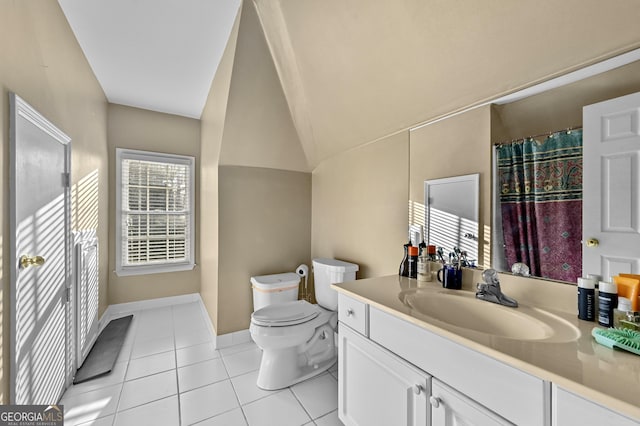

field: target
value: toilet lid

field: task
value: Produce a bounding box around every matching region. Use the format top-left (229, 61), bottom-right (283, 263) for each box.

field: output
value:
top-left (251, 300), bottom-right (320, 327)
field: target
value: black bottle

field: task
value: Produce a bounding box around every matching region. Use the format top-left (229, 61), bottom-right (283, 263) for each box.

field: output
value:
top-left (408, 246), bottom-right (419, 278)
top-left (418, 236), bottom-right (427, 257)
top-left (399, 240), bottom-right (412, 277)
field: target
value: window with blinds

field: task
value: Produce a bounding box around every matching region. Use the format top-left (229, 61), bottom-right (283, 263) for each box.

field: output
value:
top-left (116, 149), bottom-right (195, 276)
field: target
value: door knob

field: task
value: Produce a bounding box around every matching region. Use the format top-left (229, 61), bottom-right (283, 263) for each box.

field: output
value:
top-left (346, 308), bottom-right (354, 317)
top-left (429, 396), bottom-right (441, 408)
top-left (19, 255), bottom-right (45, 269)
top-left (413, 384), bottom-right (424, 395)
top-left (586, 238), bottom-right (599, 248)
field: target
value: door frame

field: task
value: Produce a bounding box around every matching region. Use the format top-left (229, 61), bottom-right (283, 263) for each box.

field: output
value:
top-left (9, 93), bottom-right (73, 403)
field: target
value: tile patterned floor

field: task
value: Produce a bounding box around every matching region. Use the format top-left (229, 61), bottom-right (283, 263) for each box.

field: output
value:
top-left (60, 302), bottom-right (343, 426)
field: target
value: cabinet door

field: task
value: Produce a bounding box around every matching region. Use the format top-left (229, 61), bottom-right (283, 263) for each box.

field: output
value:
top-left (552, 385), bottom-right (639, 426)
top-left (431, 379), bottom-right (513, 426)
top-left (338, 324), bottom-right (429, 426)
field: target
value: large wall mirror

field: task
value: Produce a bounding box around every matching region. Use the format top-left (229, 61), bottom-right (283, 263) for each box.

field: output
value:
top-left (490, 56), bottom-right (640, 283)
top-left (425, 174), bottom-right (479, 264)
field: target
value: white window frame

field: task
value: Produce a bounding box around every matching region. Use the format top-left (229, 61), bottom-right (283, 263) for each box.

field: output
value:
top-left (115, 148), bottom-right (195, 276)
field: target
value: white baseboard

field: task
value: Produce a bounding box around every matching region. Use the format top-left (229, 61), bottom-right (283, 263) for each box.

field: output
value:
top-left (98, 293), bottom-right (251, 350)
top-left (195, 297), bottom-right (218, 347)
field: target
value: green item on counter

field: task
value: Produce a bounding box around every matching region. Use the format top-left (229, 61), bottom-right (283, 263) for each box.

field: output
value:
top-left (592, 327), bottom-right (640, 356)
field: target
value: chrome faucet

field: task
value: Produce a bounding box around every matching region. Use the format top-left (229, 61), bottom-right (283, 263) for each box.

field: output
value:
top-left (475, 269), bottom-right (518, 308)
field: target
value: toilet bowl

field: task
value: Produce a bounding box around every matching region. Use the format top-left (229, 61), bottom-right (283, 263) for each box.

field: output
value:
top-left (250, 258), bottom-right (358, 390)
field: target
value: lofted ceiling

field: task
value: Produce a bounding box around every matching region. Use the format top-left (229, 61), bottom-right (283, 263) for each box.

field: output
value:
top-left (57, 0), bottom-right (640, 169)
top-left (58, 0), bottom-right (241, 119)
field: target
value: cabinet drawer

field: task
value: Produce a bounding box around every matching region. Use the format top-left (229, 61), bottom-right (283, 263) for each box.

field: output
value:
top-left (338, 293), bottom-right (369, 336)
top-left (370, 307), bottom-right (549, 426)
top-left (431, 379), bottom-right (512, 425)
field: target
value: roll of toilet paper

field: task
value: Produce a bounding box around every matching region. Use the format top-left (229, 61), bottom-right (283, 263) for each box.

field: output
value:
top-left (296, 264), bottom-right (309, 278)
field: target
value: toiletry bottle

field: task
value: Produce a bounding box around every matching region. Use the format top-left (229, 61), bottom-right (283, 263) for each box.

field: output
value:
top-left (613, 297), bottom-right (632, 328)
top-left (577, 277), bottom-right (595, 321)
top-left (399, 240), bottom-right (412, 277)
top-left (427, 245), bottom-right (437, 262)
top-left (598, 280), bottom-right (618, 327)
top-left (417, 250), bottom-right (432, 282)
top-left (408, 246), bottom-right (419, 279)
top-left (418, 226), bottom-right (427, 256)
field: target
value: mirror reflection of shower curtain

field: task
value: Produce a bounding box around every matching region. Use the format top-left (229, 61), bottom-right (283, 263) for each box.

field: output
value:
top-left (496, 130), bottom-right (583, 282)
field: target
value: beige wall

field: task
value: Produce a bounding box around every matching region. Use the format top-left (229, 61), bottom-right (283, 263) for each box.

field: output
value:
top-left (218, 166), bottom-right (311, 334)
top-left (200, 0), bottom-right (312, 335)
top-left (219, 0), bottom-right (308, 173)
top-left (107, 104), bottom-right (201, 304)
top-left (0, 1), bottom-right (108, 403)
top-left (256, 0), bottom-right (640, 168)
top-left (409, 106), bottom-right (492, 267)
top-left (312, 132), bottom-right (409, 278)
top-left (200, 10), bottom-right (240, 334)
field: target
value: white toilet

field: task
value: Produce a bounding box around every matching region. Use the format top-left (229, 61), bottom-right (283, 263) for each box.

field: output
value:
top-left (250, 258), bottom-right (359, 390)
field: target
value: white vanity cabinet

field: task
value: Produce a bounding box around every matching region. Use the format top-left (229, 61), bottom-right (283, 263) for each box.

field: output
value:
top-left (552, 385), bottom-right (639, 426)
top-left (338, 324), bottom-right (430, 426)
top-left (337, 294), bottom-right (548, 426)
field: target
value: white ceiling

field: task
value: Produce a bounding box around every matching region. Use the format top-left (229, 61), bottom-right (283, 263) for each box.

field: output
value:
top-left (58, 0), bottom-right (241, 119)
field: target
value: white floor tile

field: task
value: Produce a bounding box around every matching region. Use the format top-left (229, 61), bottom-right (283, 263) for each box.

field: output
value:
top-left (66, 361), bottom-right (128, 396)
top-left (76, 414), bottom-right (115, 426)
top-left (230, 370), bottom-right (280, 405)
top-left (125, 351), bottom-right (176, 381)
top-left (118, 370), bottom-right (177, 411)
top-left (194, 408), bottom-right (248, 426)
top-left (130, 335), bottom-right (174, 359)
top-left (135, 322), bottom-right (174, 340)
top-left (174, 320), bottom-right (209, 336)
top-left (180, 380), bottom-right (239, 426)
top-left (61, 384), bottom-right (122, 426)
top-left (172, 302), bottom-right (202, 316)
top-left (176, 328), bottom-right (213, 349)
top-left (291, 373), bottom-right (338, 419)
top-left (314, 410), bottom-right (344, 426)
top-left (176, 342), bottom-right (219, 367)
top-left (222, 348), bottom-right (262, 377)
top-left (219, 341), bottom-right (258, 357)
top-left (242, 390), bottom-right (311, 426)
top-left (60, 301), bottom-right (340, 426)
top-left (114, 395), bottom-right (179, 426)
top-left (178, 358), bottom-right (229, 392)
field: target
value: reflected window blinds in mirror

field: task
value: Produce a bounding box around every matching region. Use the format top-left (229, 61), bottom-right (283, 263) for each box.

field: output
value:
top-left (493, 129), bottom-right (583, 282)
top-left (424, 174), bottom-right (479, 265)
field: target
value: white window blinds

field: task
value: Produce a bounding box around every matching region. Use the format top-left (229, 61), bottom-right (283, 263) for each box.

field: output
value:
top-left (116, 149), bottom-right (195, 275)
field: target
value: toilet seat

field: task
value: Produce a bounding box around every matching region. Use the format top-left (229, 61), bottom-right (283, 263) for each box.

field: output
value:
top-left (251, 300), bottom-right (319, 327)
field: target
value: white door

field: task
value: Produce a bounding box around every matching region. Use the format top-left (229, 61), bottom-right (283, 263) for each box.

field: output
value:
top-left (430, 379), bottom-right (512, 426)
top-left (583, 92), bottom-right (640, 279)
top-left (338, 325), bottom-right (429, 426)
top-left (10, 94), bottom-right (72, 404)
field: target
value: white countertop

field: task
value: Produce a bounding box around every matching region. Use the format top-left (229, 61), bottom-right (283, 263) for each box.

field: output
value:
top-left (333, 274), bottom-right (640, 421)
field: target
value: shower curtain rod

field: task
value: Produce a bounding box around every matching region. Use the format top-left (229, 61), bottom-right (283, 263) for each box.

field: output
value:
top-left (494, 125), bottom-right (582, 146)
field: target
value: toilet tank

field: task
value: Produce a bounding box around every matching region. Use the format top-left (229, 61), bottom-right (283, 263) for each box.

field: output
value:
top-left (251, 272), bottom-right (300, 312)
top-left (312, 258), bottom-right (359, 310)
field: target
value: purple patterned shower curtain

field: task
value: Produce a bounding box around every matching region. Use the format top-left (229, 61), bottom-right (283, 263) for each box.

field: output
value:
top-left (497, 130), bottom-right (582, 282)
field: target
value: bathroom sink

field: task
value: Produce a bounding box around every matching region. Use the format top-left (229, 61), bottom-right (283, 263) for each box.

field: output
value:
top-left (399, 289), bottom-right (580, 343)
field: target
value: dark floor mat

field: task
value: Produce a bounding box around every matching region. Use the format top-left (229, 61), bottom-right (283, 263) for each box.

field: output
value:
top-left (73, 315), bottom-right (133, 384)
